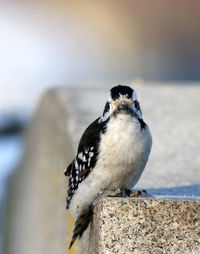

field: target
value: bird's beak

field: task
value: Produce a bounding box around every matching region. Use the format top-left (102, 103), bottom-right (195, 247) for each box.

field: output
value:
top-left (117, 101), bottom-right (133, 114)
top-left (118, 102), bottom-right (129, 111)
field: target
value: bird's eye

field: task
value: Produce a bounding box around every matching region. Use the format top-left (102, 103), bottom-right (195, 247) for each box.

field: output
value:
top-left (134, 100), bottom-right (139, 110)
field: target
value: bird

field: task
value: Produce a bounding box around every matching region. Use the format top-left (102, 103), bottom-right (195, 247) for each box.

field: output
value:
top-left (64, 85), bottom-right (152, 249)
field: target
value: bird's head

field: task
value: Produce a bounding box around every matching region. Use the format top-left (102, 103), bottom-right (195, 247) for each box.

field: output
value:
top-left (100, 85), bottom-right (142, 122)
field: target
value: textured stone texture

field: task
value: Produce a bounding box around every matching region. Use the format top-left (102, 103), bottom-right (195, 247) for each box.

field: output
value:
top-left (90, 197), bottom-right (200, 254)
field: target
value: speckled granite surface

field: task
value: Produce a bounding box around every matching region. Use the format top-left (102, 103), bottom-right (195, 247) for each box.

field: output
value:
top-left (90, 197), bottom-right (200, 254)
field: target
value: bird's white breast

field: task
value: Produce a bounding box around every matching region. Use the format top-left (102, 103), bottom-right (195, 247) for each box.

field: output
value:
top-left (97, 114), bottom-right (152, 188)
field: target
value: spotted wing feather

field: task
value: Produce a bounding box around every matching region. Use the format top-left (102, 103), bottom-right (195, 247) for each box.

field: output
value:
top-left (65, 117), bottom-right (108, 209)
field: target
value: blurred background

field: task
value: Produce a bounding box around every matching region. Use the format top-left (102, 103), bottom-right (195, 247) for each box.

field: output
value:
top-left (1, 0), bottom-right (200, 113)
top-left (0, 0), bottom-right (200, 253)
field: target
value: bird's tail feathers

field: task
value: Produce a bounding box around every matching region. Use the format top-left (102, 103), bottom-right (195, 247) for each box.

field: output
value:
top-left (69, 207), bottom-right (92, 249)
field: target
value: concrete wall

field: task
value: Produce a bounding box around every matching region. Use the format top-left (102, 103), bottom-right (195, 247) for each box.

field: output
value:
top-left (4, 89), bottom-right (80, 254)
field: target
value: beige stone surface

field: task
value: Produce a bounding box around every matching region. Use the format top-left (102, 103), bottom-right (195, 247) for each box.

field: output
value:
top-left (90, 197), bottom-right (200, 254)
top-left (4, 89), bottom-right (80, 254)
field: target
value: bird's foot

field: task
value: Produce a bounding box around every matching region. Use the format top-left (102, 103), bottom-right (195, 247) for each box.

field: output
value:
top-left (97, 188), bottom-right (147, 199)
top-left (95, 188), bottom-right (122, 201)
top-left (93, 189), bottom-right (147, 209)
top-left (93, 188), bottom-right (122, 208)
top-left (105, 188), bottom-right (147, 197)
top-left (125, 189), bottom-right (147, 197)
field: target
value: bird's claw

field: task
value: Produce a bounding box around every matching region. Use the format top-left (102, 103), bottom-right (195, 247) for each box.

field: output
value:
top-left (92, 189), bottom-right (147, 211)
top-left (127, 189), bottom-right (147, 197)
top-left (95, 188), bottom-right (147, 200)
top-left (113, 188), bottom-right (147, 197)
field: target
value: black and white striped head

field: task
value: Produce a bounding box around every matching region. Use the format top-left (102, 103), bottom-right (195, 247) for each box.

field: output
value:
top-left (100, 85), bottom-right (142, 122)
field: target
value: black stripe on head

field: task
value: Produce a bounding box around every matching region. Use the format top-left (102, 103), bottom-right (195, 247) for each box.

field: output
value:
top-left (110, 85), bottom-right (133, 100)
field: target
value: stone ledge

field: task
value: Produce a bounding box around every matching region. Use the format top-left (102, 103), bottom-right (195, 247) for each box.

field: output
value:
top-left (89, 197), bottom-right (200, 254)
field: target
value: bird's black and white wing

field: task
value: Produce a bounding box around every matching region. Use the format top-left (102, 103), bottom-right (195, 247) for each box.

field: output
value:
top-left (64, 116), bottom-right (108, 209)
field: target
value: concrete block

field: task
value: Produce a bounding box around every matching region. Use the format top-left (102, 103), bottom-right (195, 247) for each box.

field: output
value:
top-left (4, 89), bottom-right (81, 254)
top-left (90, 197), bottom-right (200, 254)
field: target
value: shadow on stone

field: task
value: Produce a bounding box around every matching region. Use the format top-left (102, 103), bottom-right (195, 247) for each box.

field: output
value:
top-left (146, 184), bottom-right (200, 196)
